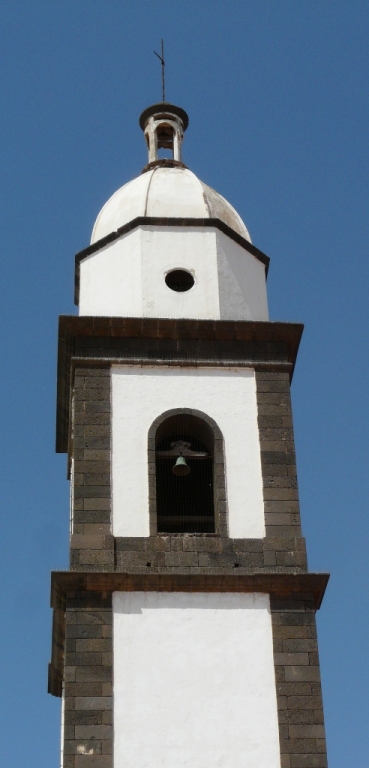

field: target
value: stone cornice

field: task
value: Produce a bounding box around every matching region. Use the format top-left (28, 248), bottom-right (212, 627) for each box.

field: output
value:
top-left (51, 570), bottom-right (329, 610)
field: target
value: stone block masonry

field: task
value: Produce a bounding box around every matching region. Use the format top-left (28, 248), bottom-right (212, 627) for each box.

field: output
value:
top-left (271, 599), bottom-right (328, 768)
top-left (63, 591), bottom-right (113, 768)
top-left (71, 367), bottom-right (113, 572)
top-left (115, 535), bottom-right (308, 574)
top-left (256, 371), bottom-right (303, 538)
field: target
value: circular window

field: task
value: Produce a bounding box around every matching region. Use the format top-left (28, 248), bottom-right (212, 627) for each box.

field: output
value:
top-left (165, 269), bottom-right (194, 292)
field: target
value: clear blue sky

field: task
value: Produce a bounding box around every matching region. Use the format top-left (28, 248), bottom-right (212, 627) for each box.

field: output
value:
top-left (0, 2), bottom-right (368, 766)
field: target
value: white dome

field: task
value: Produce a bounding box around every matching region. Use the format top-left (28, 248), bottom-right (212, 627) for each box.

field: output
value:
top-left (91, 166), bottom-right (251, 245)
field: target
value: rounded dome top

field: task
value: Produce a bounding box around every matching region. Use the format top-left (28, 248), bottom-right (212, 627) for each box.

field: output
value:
top-left (91, 166), bottom-right (251, 245)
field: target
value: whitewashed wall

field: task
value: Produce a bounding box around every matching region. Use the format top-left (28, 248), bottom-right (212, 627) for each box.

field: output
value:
top-left (140, 227), bottom-right (219, 319)
top-left (111, 366), bottom-right (264, 538)
top-left (113, 591), bottom-right (281, 768)
top-left (216, 229), bottom-right (269, 320)
top-left (79, 225), bottom-right (268, 321)
top-left (79, 228), bottom-right (143, 318)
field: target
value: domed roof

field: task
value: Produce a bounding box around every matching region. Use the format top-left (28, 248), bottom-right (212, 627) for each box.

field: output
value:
top-left (91, 166), bottom-right (251, 245)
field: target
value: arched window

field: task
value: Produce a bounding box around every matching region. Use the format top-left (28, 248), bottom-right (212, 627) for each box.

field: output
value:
top-left (148, 409), bottom-right (227, 536)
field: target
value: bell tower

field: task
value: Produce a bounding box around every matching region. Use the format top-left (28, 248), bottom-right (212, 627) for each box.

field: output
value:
top-left (49, 103), bottom-right (329, 768)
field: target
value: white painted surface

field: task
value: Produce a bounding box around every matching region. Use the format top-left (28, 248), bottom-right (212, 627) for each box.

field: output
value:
top-left (113, 591), bottom-right (281, 768)
top-left (91, 167), bottom-right (251, 244)
top-left (79, 229), bottom-right (143, 318)
top-left (111, 366), bottom-right (264, 538)
top-left (79, 225), bottom-right (268, 321)
top-left (216, 229), bottom-right (269, 320)
top-left (140, 227), bottom-right (220, 319)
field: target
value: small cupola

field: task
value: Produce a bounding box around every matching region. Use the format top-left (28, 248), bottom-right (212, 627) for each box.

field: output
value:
top-left (139, 102), bottom-right (189, 170)
top-left (76, 102), bottom-right (270, 322)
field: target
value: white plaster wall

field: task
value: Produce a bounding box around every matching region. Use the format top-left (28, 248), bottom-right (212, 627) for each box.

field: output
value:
top-left (79, 229), bottom-right (143, 317)
top-left (113, 591), bottom-right (281, 768)
top-left (79, 226), bottom-right (267, 321)
top-left (111, 366), bottom-right (264, 538)
top-left (140, 227), bottom-right (219, 319)
top-left (216, 230), bottom-right (269, 321)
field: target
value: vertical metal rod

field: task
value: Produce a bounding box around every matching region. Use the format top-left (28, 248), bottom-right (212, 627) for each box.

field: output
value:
top-left (161, 39), bottom-right (165, 102)
top-left (154, 39), bottom-right (165, 102)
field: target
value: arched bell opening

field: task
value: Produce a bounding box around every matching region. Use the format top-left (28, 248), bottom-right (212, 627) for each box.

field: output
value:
top-left (143, 114), bottom-right (184, 165)
top-left (156, 123), bottom-right (174, 159)
top-left (148, 409), bottom-right (227, 536)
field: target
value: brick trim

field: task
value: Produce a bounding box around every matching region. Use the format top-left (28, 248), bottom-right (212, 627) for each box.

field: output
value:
top-left (147, 408), bottom-right (227, 536)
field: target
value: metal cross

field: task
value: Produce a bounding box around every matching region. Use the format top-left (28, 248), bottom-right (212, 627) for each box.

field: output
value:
top-left (154, 39), bottom-right (165, 103)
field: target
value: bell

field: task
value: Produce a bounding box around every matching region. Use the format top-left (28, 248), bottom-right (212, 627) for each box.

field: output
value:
top-left (172, 455), bottom-right (191, 476)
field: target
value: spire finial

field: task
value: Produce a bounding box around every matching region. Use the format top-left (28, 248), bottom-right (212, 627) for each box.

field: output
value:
top-left (154, 39), bottom-right (165, 103)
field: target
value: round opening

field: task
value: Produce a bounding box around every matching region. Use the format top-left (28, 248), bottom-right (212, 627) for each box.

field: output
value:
top-left (165, 269), bottom-right (194, 292)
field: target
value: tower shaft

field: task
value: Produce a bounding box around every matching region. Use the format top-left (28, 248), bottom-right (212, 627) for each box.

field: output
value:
top-left (49, 103), bottom-right (329, 768)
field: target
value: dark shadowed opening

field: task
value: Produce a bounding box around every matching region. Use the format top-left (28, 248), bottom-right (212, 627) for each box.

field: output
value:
top-left (165, 269), bottom-right (194, 292)
top-left (155, 414), bottom-right (214, 534)
top-left (156, 123), bottom-right (174, 159)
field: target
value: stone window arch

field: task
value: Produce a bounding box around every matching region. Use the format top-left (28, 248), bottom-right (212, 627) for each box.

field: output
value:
top-left (148, 408), bottom-right (227, 536)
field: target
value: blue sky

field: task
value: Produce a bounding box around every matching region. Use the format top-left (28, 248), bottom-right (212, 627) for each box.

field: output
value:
top-left (0, 2), bottom-right (368, 766)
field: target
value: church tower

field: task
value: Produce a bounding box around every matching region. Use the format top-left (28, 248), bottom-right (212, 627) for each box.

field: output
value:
top-left (49, 102), bottom-right (329, 768)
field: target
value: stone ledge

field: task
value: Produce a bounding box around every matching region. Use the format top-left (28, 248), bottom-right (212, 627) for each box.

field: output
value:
top-left (51, 570), bottom-right (329, 609)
